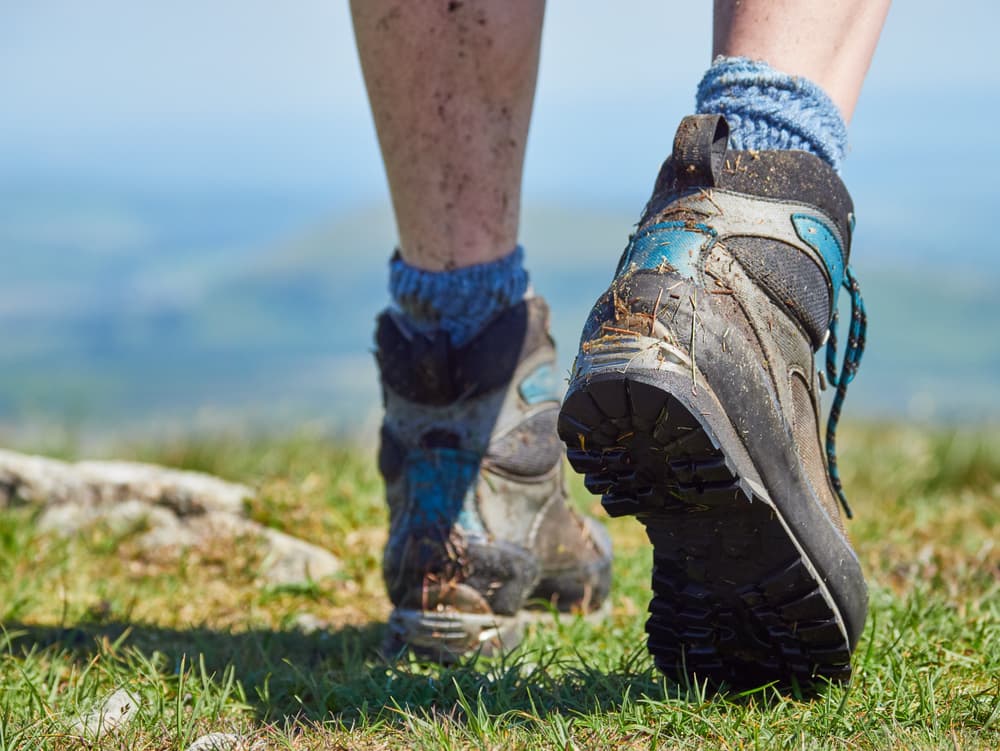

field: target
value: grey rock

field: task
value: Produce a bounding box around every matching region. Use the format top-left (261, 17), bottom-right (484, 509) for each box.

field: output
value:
top-left (184, 733), bottom-right (246, 751)
top-left (69, 688), bottom-right (139, 741)
top-left (38, 497), bottom-right (180, 537)
top-left (258, 526), bottom-right (342, 585)
top-left (0, 449), bottom-right (340, 586)
top-left (291, 612), bottom-right (329, 634)
top-left (0, 449), bottom-right (250, 515)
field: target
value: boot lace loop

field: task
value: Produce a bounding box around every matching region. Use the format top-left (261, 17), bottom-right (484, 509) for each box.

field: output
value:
top-left (824, 266), bottom-right (867, 519)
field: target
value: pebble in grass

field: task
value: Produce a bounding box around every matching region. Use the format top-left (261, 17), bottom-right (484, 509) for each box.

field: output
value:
top-left (185, 733), bottom-right (267, 751)
top-left (291, 611), bottom-right (329, 634)
top-left (69, 688), bottom-right (139, 742)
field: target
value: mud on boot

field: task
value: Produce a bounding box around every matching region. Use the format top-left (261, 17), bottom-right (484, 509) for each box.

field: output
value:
top-left (559, 115), bottom-right (868, 691)
top-left (376, 296), bottom-right (612, 663)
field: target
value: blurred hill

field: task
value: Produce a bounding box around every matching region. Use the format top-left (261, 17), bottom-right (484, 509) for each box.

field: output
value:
top-left (1, 187), bottom-right (998, 440)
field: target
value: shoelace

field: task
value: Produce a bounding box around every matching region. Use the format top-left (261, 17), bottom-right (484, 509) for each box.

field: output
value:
top-left (824, 266), bottom-right (867, 519)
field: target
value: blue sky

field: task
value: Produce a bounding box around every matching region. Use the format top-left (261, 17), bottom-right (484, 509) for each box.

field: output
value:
top-left (3, 1), bottom-right (998, 213)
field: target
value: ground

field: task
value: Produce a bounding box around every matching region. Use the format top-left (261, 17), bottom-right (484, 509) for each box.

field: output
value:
top-left (0, 423), bottom-right (997, 750)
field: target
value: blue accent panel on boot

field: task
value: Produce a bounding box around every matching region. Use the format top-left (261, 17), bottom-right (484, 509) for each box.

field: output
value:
top-left (518, 362), bottom-right (558, 405)
top-left (617, 222), bottom-right (716, 280)
top-left (792, 214), bottom-right (845, 307)
top-left (404, 449), bottom-right (485, 535)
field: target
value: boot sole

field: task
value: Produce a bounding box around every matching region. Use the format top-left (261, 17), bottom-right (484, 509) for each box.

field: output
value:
top-left (559, 333), bottom-right (855, 691)
top-left (383, 608), bottom-right (521, 664)
top-left (383, 602), bottom-right (611, 664)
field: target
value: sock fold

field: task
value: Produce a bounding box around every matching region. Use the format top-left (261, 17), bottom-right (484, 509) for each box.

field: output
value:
top-left (388, 246), bottom-right (528, 346)
top-left (695, 56), bottom-right (848, 172)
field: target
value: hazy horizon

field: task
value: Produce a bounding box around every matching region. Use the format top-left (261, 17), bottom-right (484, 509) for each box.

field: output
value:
top-left (2, 2), bottom-right (998, 440)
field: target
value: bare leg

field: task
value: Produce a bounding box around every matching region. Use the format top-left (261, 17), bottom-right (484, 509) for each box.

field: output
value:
top-left (351, 0), bottom-right (545, 271)
top-left (714, 0), bottom-right (891, 121)
top-left (361, 2), bottom-right (614, 663)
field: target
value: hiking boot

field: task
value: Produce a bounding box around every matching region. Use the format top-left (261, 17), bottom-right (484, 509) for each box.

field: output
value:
top-left (376, 295), bottom-right (612, 662)
top-left (558, 115), bottom-right (868, 690)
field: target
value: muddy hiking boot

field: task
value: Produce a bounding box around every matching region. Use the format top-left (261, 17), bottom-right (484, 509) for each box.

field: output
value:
top-left (375, 295), bottom-right (612, 662)
top-left (559, 115), bottom-right (868, 690)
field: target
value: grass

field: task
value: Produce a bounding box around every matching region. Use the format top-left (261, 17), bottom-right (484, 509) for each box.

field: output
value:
top-left (0, 423), bottom-right (998, 749)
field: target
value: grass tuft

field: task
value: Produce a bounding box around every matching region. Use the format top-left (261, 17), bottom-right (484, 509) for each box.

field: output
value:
top-left (0, 423), bottom-right (997, 749)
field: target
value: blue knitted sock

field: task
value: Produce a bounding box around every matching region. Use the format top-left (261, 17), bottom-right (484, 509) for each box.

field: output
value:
top-left (695, 56), bottom-right (848, 172)
top-left (388, 246), bottom-right (529, 346)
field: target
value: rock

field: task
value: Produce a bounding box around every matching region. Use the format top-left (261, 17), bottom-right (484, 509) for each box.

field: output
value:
top-left (75, 459), bottom-right (249, 515)
top-left (0, 449), bottom-right (250, 515)
top-left (0, 449), bottom-right (340, 586)
top-left (69, 688), bottom-right (139, 741)
top-left (184, 733), bottom-right (269, 751)
top-left (258, 526), bottom-right (342, 585)
top-left (184, 733), bottom-right (246, 751)
top-left (132, 509), bottom-right (342, 585)
top-left (291, 612), bottom-right (329, 634)
top-left (38, 497), bottom-right (180, 537)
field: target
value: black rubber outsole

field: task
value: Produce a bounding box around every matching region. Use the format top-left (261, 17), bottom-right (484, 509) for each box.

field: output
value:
top-left (381, 608), bottom-right (520, 665)
top-left (558, 370), bottom-right (853, 692)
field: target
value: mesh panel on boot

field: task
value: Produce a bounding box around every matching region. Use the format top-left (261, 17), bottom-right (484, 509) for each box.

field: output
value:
top-left (790, 372), bottom-right (845, 535)
top-left (485, 408), bottom-right (562, 477)
top-left (727, 236), bottom-right (830, 347)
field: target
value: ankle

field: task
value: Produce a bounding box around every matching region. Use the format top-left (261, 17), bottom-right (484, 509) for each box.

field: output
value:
top-left (388, 245), bottom-right (529, 346)
top-left (695, 56), bottom-right (848, 172)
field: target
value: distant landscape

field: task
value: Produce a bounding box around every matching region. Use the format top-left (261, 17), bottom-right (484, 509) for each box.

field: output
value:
top-left (2, 182), bottom-right (998, 444)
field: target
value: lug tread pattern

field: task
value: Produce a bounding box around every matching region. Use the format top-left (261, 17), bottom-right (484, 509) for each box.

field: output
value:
top-left (383, 609), bottom-right (519, 664)
top-left (559, 373), bottom-right (852, 690)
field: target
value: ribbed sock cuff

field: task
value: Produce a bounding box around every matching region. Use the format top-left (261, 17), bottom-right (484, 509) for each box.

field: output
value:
top-left (388, 246), bottom-right (529, 346)
top-left (695, 56), bottom-right (848, 172)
